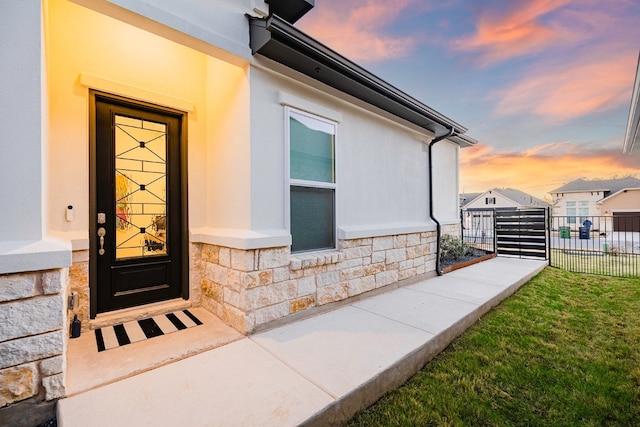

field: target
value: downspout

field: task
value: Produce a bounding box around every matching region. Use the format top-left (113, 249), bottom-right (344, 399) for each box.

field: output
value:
top-left (428, 126), bottom-right (455, 276)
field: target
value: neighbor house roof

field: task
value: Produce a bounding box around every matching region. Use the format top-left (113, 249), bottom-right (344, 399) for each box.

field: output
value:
top-left (623, 52), bottom-right (640, 155)
top-left (550, 177), bottom-right (640, 195)
top-left (248, 14), bottom-right (477, 147)
top-left (461, 188), bottom-right (549, 210)
top-left (460, 193), bottom-right (482, 209)
top-left (493, 188), bottom-right (549, 208)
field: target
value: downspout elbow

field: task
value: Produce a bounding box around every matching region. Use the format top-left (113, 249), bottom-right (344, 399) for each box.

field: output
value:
top-left (428, 127), bottom-right (455, 276)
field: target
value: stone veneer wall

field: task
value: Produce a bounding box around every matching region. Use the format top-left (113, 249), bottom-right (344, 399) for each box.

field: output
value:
top-left (0, 269), bottom-right (67, 408)
top-left (442, 223), bottom-right (461, 237)
top-left (198, 231), bottom-right (437, 334)
top-left (66, 246), bottom-right (204, 332)
top-left (67, 251), bottom-right (90, 332)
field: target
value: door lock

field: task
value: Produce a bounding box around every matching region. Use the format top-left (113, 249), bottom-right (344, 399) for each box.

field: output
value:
top-left (97, 213), bottom-right (106, 224)
top-left (97, 227), bottom-right (106, 255)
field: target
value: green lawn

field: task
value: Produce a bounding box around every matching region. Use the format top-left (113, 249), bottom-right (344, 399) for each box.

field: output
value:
top-left (348, 267), bottom-right (640, 426)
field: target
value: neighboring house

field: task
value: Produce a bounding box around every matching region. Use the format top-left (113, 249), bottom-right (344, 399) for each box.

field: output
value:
top-left (461, 188), bottom-right (549, 233)
top-left (0, 0), bottom-right (476, 417)
top-left (463, 188), bottom-right (549, 211)
top-left (623, 52), bottom-right (640, 155)
top-left (550, 177), bottom-right (640, 230)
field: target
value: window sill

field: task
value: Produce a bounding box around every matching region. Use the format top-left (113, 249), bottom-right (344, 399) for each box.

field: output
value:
top-left (290, 250), bottom-right (344, 270)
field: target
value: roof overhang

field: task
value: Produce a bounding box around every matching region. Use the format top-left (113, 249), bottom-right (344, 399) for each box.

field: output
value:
top-left (265, 0), bottom-right (314, 24)
top-left (623, 53), bottom-right (640, 155)
top-left (248, 14), bottom-right (477, 147)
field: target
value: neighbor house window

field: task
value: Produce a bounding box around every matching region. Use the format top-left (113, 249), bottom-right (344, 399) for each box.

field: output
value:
top-left (578, 201), bottom-right (589, 223)
top-left (287, 108), bottom-right (337, 252)
top-left (486, 197), bottom-right (496, 205)
top-left (567, 201), bottom-right (576, 224)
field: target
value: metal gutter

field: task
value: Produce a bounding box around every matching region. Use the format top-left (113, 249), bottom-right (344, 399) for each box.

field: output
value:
top-left (428, 127), bottom-right (455, 276)
top-left (248, 14), bottom-right (477, 146)
top-left (623, 52), bottom-right (640, 155)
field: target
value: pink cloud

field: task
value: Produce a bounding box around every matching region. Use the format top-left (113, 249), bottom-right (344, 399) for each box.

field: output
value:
top-left (453, 0), bottom-right (572, 65)
top-left (460, 142), bottom-right (640, 198)
top-left (297, 0), bottom-right (419, 62)
top-left (493, 51), bottom-right (636, 121)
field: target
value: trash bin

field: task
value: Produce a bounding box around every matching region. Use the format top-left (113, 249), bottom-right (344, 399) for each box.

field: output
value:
top-left (559, 226), bottom-right (571, 239)
top-left (579, 226), bottom-right (590, 239)
top-left (602, 242), bottom-right (610, 253)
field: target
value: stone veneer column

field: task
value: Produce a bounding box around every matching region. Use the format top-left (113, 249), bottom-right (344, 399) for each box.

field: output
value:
top-left (0, 270), bottom-right (68, 407)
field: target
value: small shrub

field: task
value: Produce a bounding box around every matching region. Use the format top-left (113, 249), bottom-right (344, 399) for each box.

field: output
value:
top-left (440, 234), bottom-right (475, 261)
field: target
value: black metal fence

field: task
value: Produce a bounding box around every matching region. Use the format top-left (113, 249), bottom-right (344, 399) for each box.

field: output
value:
top-left (461, 209), bottom-right (496, 254)
top-left (550, 215), bottom-right (640, 278)
top-left (461, 209), bottom-right (640, 278)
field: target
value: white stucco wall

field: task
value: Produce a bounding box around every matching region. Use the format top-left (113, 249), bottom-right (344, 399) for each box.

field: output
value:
top-left (431, 141), bottom-right (460, 224)
top-left (205, 57), bottom-right (252, 231)
top-left (44, 0), bottom-right (272, 252)
top-left (248, 64), bottom-right (443, 240)
top-left (0, 0), bottom-right (72, 274)
top-left (46, 0), bottom-right (213, 247)
top-left (0, 1), bottom-right (45, 242)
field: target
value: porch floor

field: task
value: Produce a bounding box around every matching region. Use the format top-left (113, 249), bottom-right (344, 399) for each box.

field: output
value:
top-left (65, 307), bottom-right (243, 396)
top-left (58, 257), bottom-right (547, 426)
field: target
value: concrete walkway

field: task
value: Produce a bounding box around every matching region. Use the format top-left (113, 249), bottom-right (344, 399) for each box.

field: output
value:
top-left (57, 257), bottom-right (546, 427)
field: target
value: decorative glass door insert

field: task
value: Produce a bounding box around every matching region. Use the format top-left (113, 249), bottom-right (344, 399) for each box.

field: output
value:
top-left (114, 115), bottom-right (168, 259)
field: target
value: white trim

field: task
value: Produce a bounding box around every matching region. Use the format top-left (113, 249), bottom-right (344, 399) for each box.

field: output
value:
top-left (190, 227), bottom-right (291, 250)
top-left (279, 91), bottom-right (343, 123)
top-left (290, 179), bottom-right (336, 189)
top-left (338, 222), bottom-right (436, 240)
top-left (79, 73), bottom-right (195, 112)
top-left (285, 106), bottom-right (338, 252)
top-left (0, 238), bottom-right (72, 274)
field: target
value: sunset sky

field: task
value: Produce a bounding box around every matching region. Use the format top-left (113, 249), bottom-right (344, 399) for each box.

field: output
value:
top-left (297, 0), bottom-right (640, 200)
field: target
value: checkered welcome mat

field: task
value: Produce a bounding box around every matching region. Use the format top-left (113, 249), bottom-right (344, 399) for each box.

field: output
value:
top-left (95, 309), bottom-right (202, 352)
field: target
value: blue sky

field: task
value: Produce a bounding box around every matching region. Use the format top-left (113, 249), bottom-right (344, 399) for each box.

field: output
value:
top-left (297, 0), bottom-right (640, 199)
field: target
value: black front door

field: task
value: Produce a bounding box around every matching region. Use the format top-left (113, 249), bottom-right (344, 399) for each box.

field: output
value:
top-left (91, 93), bottom-right (187, 315)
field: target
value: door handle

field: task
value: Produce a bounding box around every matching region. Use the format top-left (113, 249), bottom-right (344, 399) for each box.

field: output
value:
top-left (97, 227), bottom-right (106, 255)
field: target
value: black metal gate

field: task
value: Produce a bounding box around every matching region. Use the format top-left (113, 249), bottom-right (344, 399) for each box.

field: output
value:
top-left (495, 209), bottom-right (549, 259)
